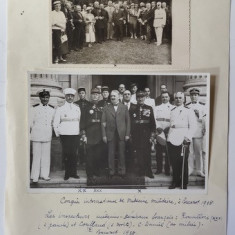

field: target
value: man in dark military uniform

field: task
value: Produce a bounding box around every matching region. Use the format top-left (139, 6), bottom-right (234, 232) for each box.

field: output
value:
top-left (75, 87), bottom-right (91, 166)
top-left (84, 88), bottom-right (104, 182)
top-left (129, 91), bottom-right (156, 178)
top-left (98, 86), bottom-right (111, 109)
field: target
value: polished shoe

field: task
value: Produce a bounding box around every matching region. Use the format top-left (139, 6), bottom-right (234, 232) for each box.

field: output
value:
top-left (197, 171), bottom-right (205, 177)
top-left (42, 177), bottom-right (51, 181)
top-left (169, 183), bottom-right (176, 189)
top-left (147, 173), bottom-right (154, 179)
top-left (32, 181), bottom-right (38, 185)
top-left (165, 172), bottom-right (170, 176)
top-left (59, 58), bottom-right (67, 62)
top-left (71, 175), bottom-right (80, 179)
top-left (64, 176), bottom-right (70, 180)
top-left (182, 185), bottom-right (187, 190)
top-left (155, 170), bottom-right (162, 175)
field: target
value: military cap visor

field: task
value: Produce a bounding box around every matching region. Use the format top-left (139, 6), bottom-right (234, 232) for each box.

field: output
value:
top-left (102, 86), bottom-right (109, 92)
top-left (91, 88), bottom-right (101, 94)
top-left (37, 89), bottom-right (51, 97)
top-left (189, 88), bottom-right (200, 94)
top-left (136, 91), bottom-right (146, 97)
top-left (78, 87), bottom-right (86, 93)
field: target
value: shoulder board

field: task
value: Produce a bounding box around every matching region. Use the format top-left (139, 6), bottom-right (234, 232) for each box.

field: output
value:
top-left (73, 103), bottom-right (80, 107)
top-left (184, 106), bottom-right (190, 109)
top-left (33, 104), bottom-right (40, 107)
top-left (48, 104), bottom-right (54, 108)
top-left (199, 102), bottom-right (205, 105)
top-left (171, 107), bottom-right (176, 111)
top-left (185, 102), bottom-right (191, 106)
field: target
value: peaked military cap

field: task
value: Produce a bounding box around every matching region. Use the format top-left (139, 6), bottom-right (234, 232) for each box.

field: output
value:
top-left (37, 88), bottom-right (51, 97)
top-left (78, 87), bottom-right (86, 93)
top-left (102, 86), bottom-right (109, 92)
top-left (136, 90), bottom-right (146, 97)
top-left (91, 88), bottom-right (101, 94)
top-left (189, 87), bottom-right (200, 95)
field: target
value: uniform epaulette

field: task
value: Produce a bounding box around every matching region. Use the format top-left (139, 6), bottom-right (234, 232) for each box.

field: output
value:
top-left (185, 102), bottom-right (191, 106)
top-left (199, 101), bottom-right (205, 105)
top-left (171, 107), bottom-right (176, 111)
top-left (48, 104), bottom-right (54, 108)
top-left (203, 114), bottom-right (206, 117)
top-left (73, 103), bottom-right (80, 107)
top-left (33, 104), bottom-right (40, 107)
top-left (185, 106), bottom-right (190, 109)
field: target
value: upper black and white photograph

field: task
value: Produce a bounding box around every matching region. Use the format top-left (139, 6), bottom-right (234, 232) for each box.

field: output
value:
top-left (51, 0), bottom-right (173, 65)
top-left (29, 73), bottom-right (209, 192)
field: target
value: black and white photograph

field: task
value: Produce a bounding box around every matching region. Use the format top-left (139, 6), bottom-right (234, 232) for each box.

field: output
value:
top-left (51, 0), bottom-right (173, 65)
top-left (29, 73), bottom-right (209, 192)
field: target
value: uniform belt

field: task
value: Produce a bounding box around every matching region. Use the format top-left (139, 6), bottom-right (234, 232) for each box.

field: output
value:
top-left (91, 119), bottom-right (101, 123)
top-left (155, 17), bottom-right (163, 19)
top-left (171, 125), bottom-right (188, 128)
top-left (61, 118), bottom-right (79, 122)
top-left (134, 120), bottom-right (150, 124)
top-left (156, 118), bottom-right (170, 122)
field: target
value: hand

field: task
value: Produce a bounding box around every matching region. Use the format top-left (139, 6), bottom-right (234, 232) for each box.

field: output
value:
top-left (103, 136), bottom-right (107, 144)
top-left (164, 127), bottom-right (170, 135)
top-left (119, 18), bottom-right (123, 20)
top-left (125, 136), bottom-right (130, 141)
top-left (112, 23), bottom-right (115, 26)
top-left (183, 137), bottom-right (190, 145)
top-left (156, 128), bottom-right (163, 134)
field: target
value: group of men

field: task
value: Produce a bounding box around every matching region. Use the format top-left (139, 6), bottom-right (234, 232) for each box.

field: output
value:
top-left (52, 0), bottom-right (171, 62)
top-left (30, 82), bottom-right (206, 190)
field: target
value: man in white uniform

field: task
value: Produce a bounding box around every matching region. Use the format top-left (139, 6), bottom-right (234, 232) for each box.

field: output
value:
top-left (30, 89), bottom-right (55, 184)
top-left (53, 88), bottom-right (81, 180)
top-left (186, 87), bottom-right (206, 177)
top-left (167, 92), bottom-right (196, 189)
top-left (154, 91), bottom-right (174, 175)
top-left (153, 1), bottom-right (166, 46)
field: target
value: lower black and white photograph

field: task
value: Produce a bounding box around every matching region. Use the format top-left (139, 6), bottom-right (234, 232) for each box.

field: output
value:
top-left (29, 73), bottom-right (209, 192)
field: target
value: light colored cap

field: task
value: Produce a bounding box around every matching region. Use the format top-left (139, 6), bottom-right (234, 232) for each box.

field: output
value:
top-left (53, 1), bottom-right (61, 5)
top-left (63, 88), bottom-right (76, 95)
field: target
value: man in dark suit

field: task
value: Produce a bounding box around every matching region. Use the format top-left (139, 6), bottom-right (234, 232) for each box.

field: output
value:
top-left (84, 88), bottom-right (104, 181)
top-left (112, 3), bottom-right (125, 41)
top-left (92, 1), bottom-right (108, 43)
top-left (101, 90), bottom-right (130, 177)
top-left (73, 5), bottom-right (85, 50)
top-left (129, 90), bottom-right (156, 178)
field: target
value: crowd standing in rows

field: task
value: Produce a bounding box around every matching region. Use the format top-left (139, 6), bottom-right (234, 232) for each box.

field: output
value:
top-left (51, 0), bottom-right (172, 63)
top-left (30, 83), bottom-right (206, 190)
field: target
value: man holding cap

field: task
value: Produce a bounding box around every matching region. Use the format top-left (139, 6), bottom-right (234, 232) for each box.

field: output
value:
top-left (129, 90), bottom-right (156, 178)
top-left (186, 87), bottom-right (206, 177)
top-left (53, 88), bottom-right (81, 180)
top-left (167, 92), bottom-right (196, 189)
top-left (30, 89), bottom-right (55, 184)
